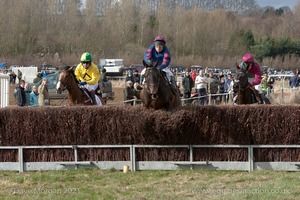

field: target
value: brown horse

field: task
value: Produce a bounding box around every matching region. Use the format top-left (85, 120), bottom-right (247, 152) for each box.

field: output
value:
top-left (56, 66), bottom-right (105, 106)
top-left (233, 70), bottom-right (270, 104)
top-left (139, 61), bottom-right (181, 111)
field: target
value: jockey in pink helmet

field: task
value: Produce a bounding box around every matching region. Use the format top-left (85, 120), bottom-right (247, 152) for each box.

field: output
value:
top-left (238, 53), bottom-right (262, 87)
top-left (234, 53), bottom-right (263, 104)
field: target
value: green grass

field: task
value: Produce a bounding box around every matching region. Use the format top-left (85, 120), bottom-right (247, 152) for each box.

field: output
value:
top-left (0, 169), bottom-right (299, 199)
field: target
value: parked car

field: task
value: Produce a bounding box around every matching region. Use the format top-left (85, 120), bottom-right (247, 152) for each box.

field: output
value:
top-left (99, 59), bottom-right (124, 76)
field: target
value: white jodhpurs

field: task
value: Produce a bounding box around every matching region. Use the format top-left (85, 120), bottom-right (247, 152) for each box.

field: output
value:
top-left (83, 83), bottom-right (98, 92)
top-left (248, 77), bottom-right (262, 93)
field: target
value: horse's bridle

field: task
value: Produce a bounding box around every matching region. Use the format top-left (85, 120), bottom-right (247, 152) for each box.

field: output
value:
top-left (57, 71), bottom-right (73, 92)
top-left (144, 67), bottom-right (160, 94)
top-left (235, 71), bottom-right (248, 90)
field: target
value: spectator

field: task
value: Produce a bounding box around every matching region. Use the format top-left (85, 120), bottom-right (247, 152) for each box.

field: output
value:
top-left (29, 85), bottom-right (39, 106)
top-left (9, 71), bottom-right (16, 84)
top-left (17, 69), bottom-right (22, 83)
top-left (224, 74), bottom-right (234, 103)
top-left (125, 70), bottom-right (135, 84)
top-left (195, 70), bottom-right (208, 105)
top-left (41, 70), bottom-right (47, 78)
top-left (123, 80), bottom-right (139, 106)
top-left (289, 70), bottom-right (299, 88)
top-left (98, 68), bottom-right (108, 97)
top-left (261, 73), bottom-right (269, 96)
top-left (16, 80), bottom-right (26, 107)
top-left (133, 69), bottom-right (141, 84)
top-left (191, 69), bottom-right (197, 82)
top-left (207, 71), bottom-right (219, 104)
top-left (218, 77), bottom-right (226, 103)
top-left (33, 73), bottom-right (42, 83)
top-left (267, 74), bottom-right (275, 95)
top-left (99, 68), bottom-right (108, 82)
top-left (38, 78), bottom-right (50, 106)
top-left (219, 71), bottom-right (225, 80)
top-left (182, 71), bottom-right (194, 99)
top-left (24, 83), bottom-right (31, 106)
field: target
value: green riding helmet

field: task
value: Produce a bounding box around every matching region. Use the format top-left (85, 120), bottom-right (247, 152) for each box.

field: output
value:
top-left (80, 52), bottom-right (92, 62)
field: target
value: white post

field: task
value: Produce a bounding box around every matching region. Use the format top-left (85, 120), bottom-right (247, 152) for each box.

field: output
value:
top-left (0, 74), bottom-right (10, 108)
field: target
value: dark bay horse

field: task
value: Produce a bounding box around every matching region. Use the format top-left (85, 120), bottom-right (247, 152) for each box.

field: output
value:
top-left (139, 61), bottom-right (181, 111)
top-left (56, 66), bottom-right (105, 106)
top-left (233, 70), bottom-right (270, 104)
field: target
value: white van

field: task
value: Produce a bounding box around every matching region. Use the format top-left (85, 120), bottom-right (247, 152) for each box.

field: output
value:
top-left (99, 59), bottom-right (124, 76)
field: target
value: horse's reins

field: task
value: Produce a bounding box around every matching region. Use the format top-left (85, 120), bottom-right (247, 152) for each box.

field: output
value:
top-left (236, 71), bottom-right (250, 104)
top-left (58, 70), bottom-right (88, 104)
top-left (58, 72), bottom-right (73, 91)
top-left (145, 68), bottom-right (159, 93)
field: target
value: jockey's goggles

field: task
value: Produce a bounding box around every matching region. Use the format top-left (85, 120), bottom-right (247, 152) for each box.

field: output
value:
top-left (81, 61), bottom-right (91, 64)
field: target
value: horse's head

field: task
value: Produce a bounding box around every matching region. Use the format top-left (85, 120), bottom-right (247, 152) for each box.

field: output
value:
top-left (233, 70), bottom-right (249, 94)
top-left (143, 60), bottom-right (160, 99)
top-left (56, 66), bottom-right (76, 94)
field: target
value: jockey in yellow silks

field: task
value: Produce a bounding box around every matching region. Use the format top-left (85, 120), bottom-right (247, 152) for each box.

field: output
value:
top-left (75, 52), bottom-right (101, 105)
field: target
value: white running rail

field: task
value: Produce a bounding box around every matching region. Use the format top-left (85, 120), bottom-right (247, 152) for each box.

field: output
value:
top-left (0, 74), bottom-right (10, 108)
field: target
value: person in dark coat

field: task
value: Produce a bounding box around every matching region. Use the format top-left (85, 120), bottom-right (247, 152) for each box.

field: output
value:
top-left (289, 70), bottom-right (299, 88)
top-left (9, 71), bottom-right (16, 84)
top-left (16, 80), bottom-right (26, 107)
top-left (99, 68), bottom-right (108, 82)
top-left (133, 69), bottom-right (141, 84)
top-left (123, 80), bottom-right (139, 106)
top-left (125, 70), bottom-right (135, 84)
top-left (182, 71), bottom-right (194, 98)
top-left (33, 73), bottom-right (42, 83)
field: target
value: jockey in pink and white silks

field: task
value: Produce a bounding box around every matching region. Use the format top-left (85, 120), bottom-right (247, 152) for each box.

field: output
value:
top-left (141, 35), bottom-right (176, 86)
top-left (238, 53), bottom-right (262, 88)
top-left (234, 53), bottom-right (263, 104)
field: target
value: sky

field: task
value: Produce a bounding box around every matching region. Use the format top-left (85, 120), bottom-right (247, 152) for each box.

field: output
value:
top-left (256, 0), bottom-right (299, 9)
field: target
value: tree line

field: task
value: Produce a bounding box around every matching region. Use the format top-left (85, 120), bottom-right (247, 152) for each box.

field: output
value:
top-left (1, 0), bottom-right (300, 69)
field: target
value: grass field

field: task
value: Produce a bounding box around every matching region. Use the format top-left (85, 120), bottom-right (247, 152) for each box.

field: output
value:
top-left (0, 169), bottom-right (299, 199)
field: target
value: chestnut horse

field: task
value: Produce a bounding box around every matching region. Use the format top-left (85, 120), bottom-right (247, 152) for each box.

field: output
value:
top-left (233, 70), bottom-right (270, 104)
top-left (139, 61), bottom-right (181, 111)
top-left (56, 66), bottom-right (105, 106)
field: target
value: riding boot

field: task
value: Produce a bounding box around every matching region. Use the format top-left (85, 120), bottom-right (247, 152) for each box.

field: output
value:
top-left (170, 76), bottom-right (176, 89)
top-left (233, 95), bottom-right (238, 104)
top-left (169, 76), bottom-right (179, 94)
top-left (90, 91), bottom-right (97, 105)
top-left (259, 94), bottom-right (264, 104)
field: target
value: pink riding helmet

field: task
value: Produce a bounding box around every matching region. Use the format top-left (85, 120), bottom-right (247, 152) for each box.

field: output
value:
top-left (154, 35), bottom-right (166, 44)
top-left (242, 53), bottom-right (254, 63)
